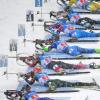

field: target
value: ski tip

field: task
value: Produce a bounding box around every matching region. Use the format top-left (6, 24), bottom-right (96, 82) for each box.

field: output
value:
top-left (92, 78), bottom-right (100, 89)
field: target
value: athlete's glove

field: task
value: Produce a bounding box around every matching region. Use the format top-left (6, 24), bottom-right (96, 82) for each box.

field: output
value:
top-left (42, 46), bottom-right (52, 52)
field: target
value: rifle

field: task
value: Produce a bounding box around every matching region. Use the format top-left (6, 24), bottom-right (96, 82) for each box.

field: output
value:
top-left (23, 34), bottom-right (60, 50)
top-left (23, 37), bottom-right (100, 49)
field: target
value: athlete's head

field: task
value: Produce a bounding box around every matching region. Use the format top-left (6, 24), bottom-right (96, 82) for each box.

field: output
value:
top-left (64, 5), bottom-right (71, 12)
top-left (52, 34), bottom-right (60, 41)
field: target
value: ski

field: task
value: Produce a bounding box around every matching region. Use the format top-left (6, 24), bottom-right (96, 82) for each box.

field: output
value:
top-left (67, 8), bottom-right (100, 14)
top-left (48, 71), bottom-right (90, 76)
top-left (65, 39), bottom-right (99, 42)
top-left (52, 57), bottom-right (100, 60)
top-left (91, 78), bottom-right (100, 91)
top-left (2, 70), bottom-right (90, 78)
top-left (71, 10), bottom-right (100, 14)
top-left (74, 26), bottom-right (100, 30)
top-left (42, 69), bottom-right (91, 76)
top-left (4, 89), bottom-right (79, 95)
top-left (41, 53), bottom-right (100, 60)
top-left (7, 51), bottom-right (100, 59)
top-left (8, 53), bottom-right (100, 60)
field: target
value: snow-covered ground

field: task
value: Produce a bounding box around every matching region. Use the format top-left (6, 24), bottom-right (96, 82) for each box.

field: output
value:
top-left (0, 0), bottom-right (100, 100)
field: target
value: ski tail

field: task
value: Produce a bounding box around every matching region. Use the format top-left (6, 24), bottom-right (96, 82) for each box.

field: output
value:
top-left (92, 78), bottom-right (100, 90)
top-left (81, 78), bottom-right (100, 91)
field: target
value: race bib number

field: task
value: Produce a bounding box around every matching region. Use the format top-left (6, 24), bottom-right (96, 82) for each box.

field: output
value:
top-left (57, 42), bottom-right (68, 50)
top-left (71, 32), bottom-right (77, 36)
top-left (80, 0), bottom-right (86, 4)
top-left (45, 57), bottom-right (51, 63)
top-left (70, 15), bottom-right (80, 23)
top-left (76, 0), bottom-right (87, 8)
top-left (69, 48), bottom-right (74, 54)
top-left (31, 94), bottom-right (38, 100)
top-left (39, 75), bottom-right (49, 85)
top-left (50, 28), bottom-right (58, 34)
top-left (41, 57), bottom-right (51, 68)
top-left (68, 26), bottom-right (76, 30)
top-left (64, 25), bottom-right (75, 33)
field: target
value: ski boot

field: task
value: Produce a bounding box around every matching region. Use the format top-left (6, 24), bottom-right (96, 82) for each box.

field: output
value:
top-left (89, 62), bottom-right (100, 69)
top-left (46, 79), bottom-right (68, 92)
top-left (47, 81), bottom-right (57, 92)
top-left (95, 49), bottom-right (100, 53)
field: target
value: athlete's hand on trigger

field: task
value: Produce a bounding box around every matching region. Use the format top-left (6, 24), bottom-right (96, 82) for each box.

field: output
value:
top-left (42, 45), bottom-right (52, 52)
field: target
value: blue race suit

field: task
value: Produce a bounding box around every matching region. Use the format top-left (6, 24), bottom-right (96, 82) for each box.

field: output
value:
top-left (56, 12), bottom-right (80, 24)
top-left (50, 41), bottom-right (95, 56)
top-left (49, 23), bottom-right (100, 38)
top-left (25, 91), bottom-right (38, 100)
top-left (67, 13), bottom-right (80, 23)
top-left (48, 23), bottom-right (75, 35)
top-left (65, 29), bottom-right (100, 38)
top-left (74, 0), bottom-right (88, 9)
top-left (35, 72), bottom-right (49, 86)
top-left (39, 56), bottom-right (52, 68)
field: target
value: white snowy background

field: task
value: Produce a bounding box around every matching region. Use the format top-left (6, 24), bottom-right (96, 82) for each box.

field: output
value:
top-left (0, 0), bottom-right (100, 100)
